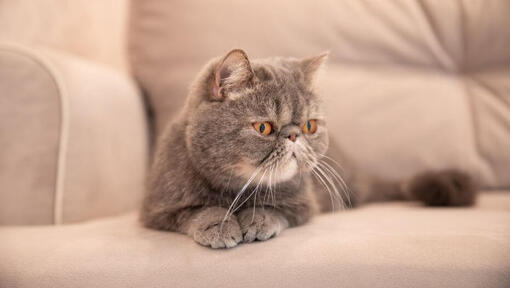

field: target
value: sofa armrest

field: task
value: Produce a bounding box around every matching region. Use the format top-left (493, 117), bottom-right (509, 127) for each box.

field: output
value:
top-left (0, 43), bottom-right (149, 225)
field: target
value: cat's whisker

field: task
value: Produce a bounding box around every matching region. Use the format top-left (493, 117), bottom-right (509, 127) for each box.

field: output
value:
top-left (295, 142), bottom-right (319, 167)
top-left (315, 162), bottom-right (345, 210)
top-left (222, 166), bottom-right (262, 226)
top-left (297, 160), bottom-right (303, 187)
top-left (295, 140), bottom-right (349, 209)
top-left (307, 161), bottom-right (336, 211)
top-left (272, 161), bottom-right (279, 208)
top-left (305, 160), bottom-right (334, 207)
top-left (229, 168), bottom-right (267, 222)
top-left (263, 163), bottom-right (273, 207)
top-left (317, 153), bottom-right (346, 173)
top-left (310, 157), bottom-right (345, 210)
top-left (252, 187), bottom-right (258, 223)
top-left (267, 163), bottom-right (274, 209)
top-left (251, 168), bottom-right (267, 223)
top-left (318, 160), bottom-right (352, 207)
top-left (222, 167), bottom-right (235, 206)
top-left (269, 162), bottom-right (277, 208)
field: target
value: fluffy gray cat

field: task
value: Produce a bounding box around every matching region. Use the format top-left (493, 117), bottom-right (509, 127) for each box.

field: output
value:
top-left (141, 49), bottom-right (477, 249)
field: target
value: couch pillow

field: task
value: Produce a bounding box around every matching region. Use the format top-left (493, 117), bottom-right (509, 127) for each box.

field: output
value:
top-left (129, 0), bottom-right (510, 188)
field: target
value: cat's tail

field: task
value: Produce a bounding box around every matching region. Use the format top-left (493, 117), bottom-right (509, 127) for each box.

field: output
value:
top-left (403, 169), bottom-right (478, 206)
top-left (348, 169), bottom-right (479, 207)
top-left (318, 140), bottom-right (479, 209)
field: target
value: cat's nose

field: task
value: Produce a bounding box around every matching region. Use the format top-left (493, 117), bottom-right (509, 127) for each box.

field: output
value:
top-left (281, 125), bottom-right (300, 142)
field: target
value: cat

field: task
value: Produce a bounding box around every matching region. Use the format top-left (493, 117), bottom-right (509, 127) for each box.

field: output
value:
top-left (141, 49), bottom-right (478, 249)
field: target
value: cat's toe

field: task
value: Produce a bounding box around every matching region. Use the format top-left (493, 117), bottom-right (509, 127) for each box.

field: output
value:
top-left (238, 209), bottom-right (288, 243)
top-left (242, 221), bottom-right (279, 242)
top-left (254, 222), bottom-right (281, 241)
top-left (243, 224), bottom-right (277, 243)
top-left (193, 219), bottom-right (243, 249)
top-left (242, 224), bottom-right (259, 243)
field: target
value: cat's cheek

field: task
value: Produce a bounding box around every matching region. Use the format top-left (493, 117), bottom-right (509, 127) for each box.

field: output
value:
top-left (308, 131), bottom-right (329, 155)
top-left (233, 158), bottom-right (260, 180)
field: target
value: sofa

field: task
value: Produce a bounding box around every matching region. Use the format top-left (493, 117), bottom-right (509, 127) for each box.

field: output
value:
top-left (1, 0), bottom-right (509, 287)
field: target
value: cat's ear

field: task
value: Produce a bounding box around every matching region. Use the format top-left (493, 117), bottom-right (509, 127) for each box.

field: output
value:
top-left (211, 49), bottom-right (254, 101)
top-left (300, 52), bottom-right (329, 87)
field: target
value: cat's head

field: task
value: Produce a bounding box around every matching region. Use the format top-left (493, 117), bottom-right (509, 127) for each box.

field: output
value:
top-left (185, 49), bottom-right (329, 188)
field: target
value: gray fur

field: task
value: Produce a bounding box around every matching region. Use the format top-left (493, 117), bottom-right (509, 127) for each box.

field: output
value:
top-left (141, 49), bottom-right (478, 249)
top-left (141, 49), bottom-right (328, 248)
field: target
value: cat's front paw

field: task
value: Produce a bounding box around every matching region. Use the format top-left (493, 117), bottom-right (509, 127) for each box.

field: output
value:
top-left (193, 217), bottom-right (243, 249)
top-left (238, 208), bottom-right (289, 243)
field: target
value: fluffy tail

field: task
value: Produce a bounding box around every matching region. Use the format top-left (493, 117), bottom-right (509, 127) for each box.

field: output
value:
top-left (404, 169), bottom-right (478, 206)
top-left (346, 169), bottom-right (479, 208)
top-left (316, 141), bottom-right (478, 209)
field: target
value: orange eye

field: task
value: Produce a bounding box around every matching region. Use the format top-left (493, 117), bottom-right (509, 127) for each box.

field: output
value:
top-left (253, 122), bottom-right (272, 135)
top-left (302, 119), bottom-right (317, 134)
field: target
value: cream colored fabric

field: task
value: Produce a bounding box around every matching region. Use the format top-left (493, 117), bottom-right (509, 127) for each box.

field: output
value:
top-left (129, 0), bottom-right (510, 188)
top-left (0, 0), bottom-right (130, 72)
top-left (1, 192), bottom-right (509, 288)
top-left (0, 46), bottom-right (61, 225)
top-left (0, 44), bottom-right (149, 225)
top-left (319, 65), bottom-right (505, 186)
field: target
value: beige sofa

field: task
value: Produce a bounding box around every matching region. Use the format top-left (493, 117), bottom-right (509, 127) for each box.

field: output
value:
top-left (1, 1), bottom-right (509, 287)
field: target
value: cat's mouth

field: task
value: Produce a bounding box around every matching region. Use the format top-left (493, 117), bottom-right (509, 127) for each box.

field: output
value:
top-left (237, 144), bottom-right (310, 185)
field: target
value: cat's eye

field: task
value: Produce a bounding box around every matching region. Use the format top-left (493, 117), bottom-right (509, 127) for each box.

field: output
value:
top-left (253, 121), bottom-right (272, 135)
top-left (302, 119), bottom-right (317, 134)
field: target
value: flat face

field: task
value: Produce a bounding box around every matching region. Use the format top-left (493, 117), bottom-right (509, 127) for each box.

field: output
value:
top-left (187, 58), bottom-right (329, 188)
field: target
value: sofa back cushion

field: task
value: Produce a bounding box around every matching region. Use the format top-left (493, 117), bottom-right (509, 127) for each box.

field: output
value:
top-left (0, 0), bottom-right (129, 72)
top-left (129, 0), bottom-right (510, 188)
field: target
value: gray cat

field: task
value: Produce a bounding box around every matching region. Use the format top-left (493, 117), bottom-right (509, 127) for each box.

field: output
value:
top-left (141, 49), bottom-right (477, 249)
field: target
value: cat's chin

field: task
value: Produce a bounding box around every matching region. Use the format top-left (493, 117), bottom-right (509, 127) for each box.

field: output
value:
top-left (257, 157), bottom-right (299, 185)
top-left (274, 158), bottom-right (299, 183)
top-left (235, 157), bottom-right (300, 186)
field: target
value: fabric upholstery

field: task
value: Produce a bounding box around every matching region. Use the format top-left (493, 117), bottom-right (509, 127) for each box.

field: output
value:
top-left (1, 192), bottom-right (509, 288)
top-left (0, 0), bottom-right (129, 72)
top-left (0, 1), bottom-right (509, 287)
top-left (129, 0), bottom-right (510, 188)
top-left (0, 44), bottom-right (149, 225)
top-left (0, 46), bottom-right (62, 225)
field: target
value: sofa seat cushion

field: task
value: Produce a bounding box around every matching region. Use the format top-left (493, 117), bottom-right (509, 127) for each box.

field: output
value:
top-left (1, 192), bottom-right (509, 288)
